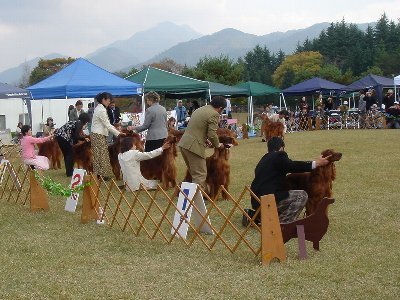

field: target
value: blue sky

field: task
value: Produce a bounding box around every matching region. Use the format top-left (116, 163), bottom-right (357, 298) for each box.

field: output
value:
top-left (0, 0), bottom-right (398, 71)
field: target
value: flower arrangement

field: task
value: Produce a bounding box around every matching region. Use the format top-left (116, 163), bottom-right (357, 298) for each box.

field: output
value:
top-left (34, 170), bottom-right (90, 197)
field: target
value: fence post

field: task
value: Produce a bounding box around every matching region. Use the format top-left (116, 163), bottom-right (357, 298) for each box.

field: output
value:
top-left (81, 175), bottom-right (99, 224)
top-left (260, 194), bottom-right (286, 265)
top-left (30, 170), bottom-right (49, 212)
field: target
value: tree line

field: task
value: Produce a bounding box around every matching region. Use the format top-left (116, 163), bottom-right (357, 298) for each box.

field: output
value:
top-left (28, 14), bottom-right (399, 93)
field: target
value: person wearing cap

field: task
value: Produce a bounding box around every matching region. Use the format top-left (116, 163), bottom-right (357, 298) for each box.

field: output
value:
top-left (43, 117), bottom-right (56, 136)
top-left (175, 100), bottom-right (187, 124)
top-left (383, 89), bottom-right (395, 111)
top-left (386, 101), bottom-right (400, 129)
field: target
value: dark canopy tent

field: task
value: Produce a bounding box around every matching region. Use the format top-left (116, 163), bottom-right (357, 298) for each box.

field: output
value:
top-left (235, 81), bottom-right (282, 127)
top-left (282, 77), bottom-right (346, 110)
top-left (27, 58), bottom-right (142, 99)
top-left (0, 83), bottom-right (31, 127)
top-left (282, 77), bottom-right (345, 96)
top-left (343, 74), bottom-right (394, 106)
top-left (0, 83), bottom-right (29, 98)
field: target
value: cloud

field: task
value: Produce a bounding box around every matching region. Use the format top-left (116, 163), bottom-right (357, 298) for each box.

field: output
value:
top-left (0, 0), bottom-right (399, 72)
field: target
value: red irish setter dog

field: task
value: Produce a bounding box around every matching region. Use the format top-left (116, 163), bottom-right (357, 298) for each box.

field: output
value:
top-left (38, 140), bottom-right (62, 170)
top-left (140, 134), bottom-right (179, 190)
top-left (184, 128), bottom-right (238, 200)
top-left (260, 114), bottom-right (285, 141)
top-left (73, 139), bottom-right (93, 173)
top-left (285, 149), bottom-right (342, 216)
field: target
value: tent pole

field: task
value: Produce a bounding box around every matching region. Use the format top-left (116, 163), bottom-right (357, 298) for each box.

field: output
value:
top-left (281, 93), bottom-right (287, 110)
top-left (141, 94), bottom-right (145, 117)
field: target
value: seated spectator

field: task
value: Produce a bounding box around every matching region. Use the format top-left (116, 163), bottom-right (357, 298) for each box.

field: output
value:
top-left (15, 122), bottom-right (23, 140)
top-left (324, 96), bottom-right (334, 111)
top-left (369, 104), bottom-right (384, 129)
top-left (386, 101), bottom-right (400, 129)
top-left (383, 89), bottom-right (395, 111)
top-left (43, 117), bottom-right (56, 136)
top-left (299, 96), bottom-right (310, 112)
top-left (364, 89), bottom-right (377, 111)
top-left (315, 94), bottom-right (324, 110)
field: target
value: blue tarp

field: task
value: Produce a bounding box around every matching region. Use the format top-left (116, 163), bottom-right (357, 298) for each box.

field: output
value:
top-left (27, 58), bottom-right (142, 99)
top-left (282, 77), bottom-right (345, 96)
top-left (343, 74), bottom-right (394, 105)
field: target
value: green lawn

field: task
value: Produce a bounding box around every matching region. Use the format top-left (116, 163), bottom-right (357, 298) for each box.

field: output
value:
top-left (0, 129), bottom-right (399, 299)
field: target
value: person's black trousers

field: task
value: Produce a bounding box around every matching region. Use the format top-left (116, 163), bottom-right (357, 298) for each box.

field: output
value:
top-left (144, 138), bottom-right (165, 152)
top-left (56, 136), bottom-right (74, 177)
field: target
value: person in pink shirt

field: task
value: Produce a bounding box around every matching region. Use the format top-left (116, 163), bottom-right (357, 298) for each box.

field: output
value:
top-left (20, 125), bottom-right (53, 170)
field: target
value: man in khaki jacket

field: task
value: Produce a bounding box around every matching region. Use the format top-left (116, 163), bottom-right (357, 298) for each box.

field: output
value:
top-left (178, 96), bottom-right (226, 191)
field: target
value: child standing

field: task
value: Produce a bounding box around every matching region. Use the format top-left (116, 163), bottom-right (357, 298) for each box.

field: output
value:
top-left (118, 136), bottom-right (170, 191)
top-left (20, 125), bottom-right (53, 170)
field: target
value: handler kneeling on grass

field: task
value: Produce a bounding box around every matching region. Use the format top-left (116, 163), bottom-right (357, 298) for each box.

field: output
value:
top-left (242, 137), bottom-right (330, 226)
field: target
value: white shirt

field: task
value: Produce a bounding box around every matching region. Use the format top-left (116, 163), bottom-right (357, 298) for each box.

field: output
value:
top-left (118, 148), bottom-right (163, 191)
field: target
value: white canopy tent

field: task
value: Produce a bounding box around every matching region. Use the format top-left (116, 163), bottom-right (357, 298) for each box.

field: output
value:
top-left (394, 74), bottom-right (400, 101)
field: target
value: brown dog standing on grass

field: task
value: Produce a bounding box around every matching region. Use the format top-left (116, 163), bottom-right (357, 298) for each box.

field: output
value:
top-left (285, 149), bottom-right (342, 216)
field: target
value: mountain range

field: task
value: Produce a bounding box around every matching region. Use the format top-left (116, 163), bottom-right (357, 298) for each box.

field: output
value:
top-left (0, 21), bottom-right (374, 85)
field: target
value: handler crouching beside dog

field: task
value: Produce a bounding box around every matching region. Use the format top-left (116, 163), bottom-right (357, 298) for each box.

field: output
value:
top-left (243, 137), bottom-right (330, 225)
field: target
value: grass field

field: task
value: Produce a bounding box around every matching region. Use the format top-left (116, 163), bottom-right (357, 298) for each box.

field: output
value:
top-left (0, 128), bottom-right (399, 299)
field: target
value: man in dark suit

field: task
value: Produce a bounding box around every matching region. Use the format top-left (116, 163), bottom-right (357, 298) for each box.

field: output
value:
top-left (178, 96), bottom-right (226, 192)
top-left (107, 101), bottom-right (121, 125)
top-left (244, 137), bottom-right (330, 224)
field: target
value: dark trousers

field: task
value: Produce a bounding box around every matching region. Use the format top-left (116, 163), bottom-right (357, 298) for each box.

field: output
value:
top-left (56, 136), bottom-right (74, 177)
top-left (144, 138), bottom-right (165, 152)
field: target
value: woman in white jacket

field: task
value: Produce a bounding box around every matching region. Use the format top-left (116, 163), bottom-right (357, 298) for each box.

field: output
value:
top-left (118, 136), bottom-right (170, 191)
top-left (91, 92), bottom-right (127, 179)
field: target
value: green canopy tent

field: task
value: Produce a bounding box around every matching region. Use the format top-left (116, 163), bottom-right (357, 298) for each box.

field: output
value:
top-left (125, 67), bottom-right (210, 114)
top-left (166, 81), bottom-right (250, 99)
top-left (235, 81), bottom-right (282, 127)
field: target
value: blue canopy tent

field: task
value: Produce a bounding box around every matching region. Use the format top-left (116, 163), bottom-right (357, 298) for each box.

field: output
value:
top-left (27, 58), bottom-right (142, 99)
top-left (282, 77), bottom-right (346, 110)
top-left (343, 74), bottom-right (394, 107)
top-left (26, 58), bottom-right (142, 133)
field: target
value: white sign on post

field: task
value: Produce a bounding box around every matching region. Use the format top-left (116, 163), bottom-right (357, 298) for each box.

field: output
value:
top-left (171, 182), bottom-right (213, 239)
top-left (65, 169), bottom-right (86, 212)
